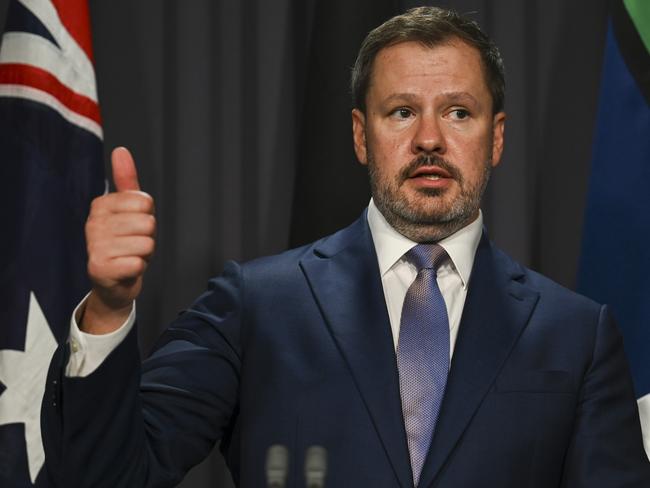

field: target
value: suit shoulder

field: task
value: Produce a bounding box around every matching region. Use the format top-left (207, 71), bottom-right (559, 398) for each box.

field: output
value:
top-left (234, 214), bottom-right (368, 279)
top-left (491, 243), bottom-right (603, 314)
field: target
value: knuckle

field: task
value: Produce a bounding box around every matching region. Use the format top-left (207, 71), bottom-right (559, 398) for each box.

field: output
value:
top-left (89, 196), bottom-right (104, 214)
top-left (134, 258), bottom-right (146, 275)
top-left (86, 236), bottom-right (102, 255)
top-left (119, 192), bottom-right (154, 214)
top-left (87, 258), bottom-right (104, 279)
top-left (122, 257), bottom-right (144, 277)
top-left (85, 217), bottom-right (99, 235)
top-left (137, 193), bottom-right (155, 213)
top-left (144, 236), bottom-right (155, 254)
top-left (145, 214), bottom-right (157, 234)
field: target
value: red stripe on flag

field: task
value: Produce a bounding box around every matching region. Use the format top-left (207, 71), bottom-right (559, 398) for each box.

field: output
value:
top-left (0, 63), bottom-right (101, 125)
top-left (51, 0), bottom-right (95, 63)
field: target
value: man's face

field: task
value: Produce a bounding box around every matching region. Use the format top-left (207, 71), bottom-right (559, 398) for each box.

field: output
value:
top-left (352, 40), bottom-right (505, 242)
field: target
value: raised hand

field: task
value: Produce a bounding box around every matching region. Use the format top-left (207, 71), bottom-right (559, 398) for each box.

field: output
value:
top-left (81, 147), bottom-right (155, 334)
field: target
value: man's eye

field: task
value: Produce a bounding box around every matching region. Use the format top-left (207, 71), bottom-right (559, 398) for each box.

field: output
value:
top-left (451, 109), bottom-right (470, 120)
top-left (392, 108), bottom-right (413, 119)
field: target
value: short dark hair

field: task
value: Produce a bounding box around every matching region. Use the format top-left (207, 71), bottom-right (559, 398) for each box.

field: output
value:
top-left (351, 6), bottom-right (505, 114)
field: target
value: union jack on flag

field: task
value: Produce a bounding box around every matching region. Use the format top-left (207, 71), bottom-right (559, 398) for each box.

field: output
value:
top-left (0, 0), bottom-right (104, 485)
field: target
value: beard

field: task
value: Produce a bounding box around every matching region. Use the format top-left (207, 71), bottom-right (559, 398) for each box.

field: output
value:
top-left (368, 150), bottom-right (492, 243)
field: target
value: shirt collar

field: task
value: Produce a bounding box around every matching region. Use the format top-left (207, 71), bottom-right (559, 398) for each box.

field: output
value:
top-left (367, 198), bottom-right (483, 289)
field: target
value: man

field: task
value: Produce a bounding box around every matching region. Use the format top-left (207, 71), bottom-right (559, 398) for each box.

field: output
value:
top-left (43, 6), bottom-right (649, 487)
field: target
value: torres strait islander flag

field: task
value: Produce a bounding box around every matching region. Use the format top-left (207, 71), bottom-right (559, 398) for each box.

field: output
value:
top-left (0, 0), bottom-right (104, 485)
top-left (578, 0), bottom-right (650, 457)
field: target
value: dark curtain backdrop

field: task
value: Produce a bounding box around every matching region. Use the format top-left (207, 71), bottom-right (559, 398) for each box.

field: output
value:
top-left (1, 0), bottom-right (609, 486)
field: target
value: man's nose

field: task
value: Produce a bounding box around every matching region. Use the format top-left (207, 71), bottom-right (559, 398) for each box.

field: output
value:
top-left (411, 114), bottom-right (446, 155)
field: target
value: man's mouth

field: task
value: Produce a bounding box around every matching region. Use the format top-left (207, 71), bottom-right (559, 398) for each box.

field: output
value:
top-left (409, 166), bottom-right (453, 180)
top-left (397, 155), bottom-right (462, 189)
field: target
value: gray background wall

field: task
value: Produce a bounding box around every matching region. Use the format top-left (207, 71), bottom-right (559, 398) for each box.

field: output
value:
top-left (0, 0), bottom-right (609, 486)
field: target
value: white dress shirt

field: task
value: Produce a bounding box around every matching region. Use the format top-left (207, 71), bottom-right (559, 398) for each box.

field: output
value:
top-left (67, 200), bottom-right (483, 376)
top-left (367, 199), bottom-right (483, 356)
top-left (66, 296), bottom-right (136, 376)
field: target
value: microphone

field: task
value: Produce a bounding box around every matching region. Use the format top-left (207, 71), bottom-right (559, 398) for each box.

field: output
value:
top-left (304, 445), bottom-right (327, 488)
top-left (266, 444), bottom-right (289, 488)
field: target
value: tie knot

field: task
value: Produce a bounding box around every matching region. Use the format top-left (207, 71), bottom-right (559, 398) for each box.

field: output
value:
top-left (405, 244), bottom-right (448, 272)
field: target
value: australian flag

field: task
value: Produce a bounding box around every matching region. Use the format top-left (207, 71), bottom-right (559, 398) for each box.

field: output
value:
top-left (0, 0), bottom-right (104, 485)
top-left (578, 0), bottom-right (650, 457)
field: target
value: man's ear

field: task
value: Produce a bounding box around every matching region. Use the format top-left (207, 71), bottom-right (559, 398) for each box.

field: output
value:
top-left (351, 108), bottom-right (367, 165)
top-left (490, 111), bottom-right (506, 168)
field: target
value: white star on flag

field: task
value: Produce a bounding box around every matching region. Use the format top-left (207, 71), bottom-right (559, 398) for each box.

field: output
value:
top-left (0, 292), bottom-right (57, 483)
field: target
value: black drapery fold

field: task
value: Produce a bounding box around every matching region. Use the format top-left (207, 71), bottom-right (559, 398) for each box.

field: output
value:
top-left (289, 0), bottom-right (400, 247)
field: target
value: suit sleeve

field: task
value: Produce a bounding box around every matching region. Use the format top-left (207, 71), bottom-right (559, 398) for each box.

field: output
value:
top-left (560, 305), bottom-right (650, 486)
top-left (42, 261), bottom-right (244, 488)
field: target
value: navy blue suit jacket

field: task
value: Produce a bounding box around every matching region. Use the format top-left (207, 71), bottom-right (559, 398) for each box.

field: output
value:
top-left (43, 213), bottom-right (650, 487)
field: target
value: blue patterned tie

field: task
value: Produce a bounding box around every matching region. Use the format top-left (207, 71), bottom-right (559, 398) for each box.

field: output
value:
top-left (397, 244), bottom-right (450, 486)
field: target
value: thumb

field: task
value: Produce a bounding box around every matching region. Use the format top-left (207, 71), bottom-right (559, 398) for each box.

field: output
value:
top-left (111, 147), bottom-right (141, 192)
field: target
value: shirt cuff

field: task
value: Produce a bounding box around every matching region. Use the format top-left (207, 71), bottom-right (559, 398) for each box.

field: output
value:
top-left (65, 293), bottom-right (136, 377)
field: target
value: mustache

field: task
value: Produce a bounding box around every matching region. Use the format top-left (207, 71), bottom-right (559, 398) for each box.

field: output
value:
top-left (398, 154), bottom-right (463, 183)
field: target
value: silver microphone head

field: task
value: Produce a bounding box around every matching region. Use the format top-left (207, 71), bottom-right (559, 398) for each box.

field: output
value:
top-left (305, 445), bottom-right (328, 488)
top-left (266, 444), bottom-right (289, 488)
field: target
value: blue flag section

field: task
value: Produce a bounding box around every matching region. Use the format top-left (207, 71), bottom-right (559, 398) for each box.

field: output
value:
top-left (0, 0), bottom-right (104, 485)
top-left (578, 1), bottom-right (650, 456)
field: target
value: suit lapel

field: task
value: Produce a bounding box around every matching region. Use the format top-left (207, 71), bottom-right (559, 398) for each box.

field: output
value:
top-left (418, 235), bottom-right (540, 488)
top-left (300, 214), bottom-right (413, 488)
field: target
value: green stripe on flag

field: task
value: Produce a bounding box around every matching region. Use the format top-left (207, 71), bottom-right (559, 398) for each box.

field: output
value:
top-left (624, 0), bottom-right (650, 53)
